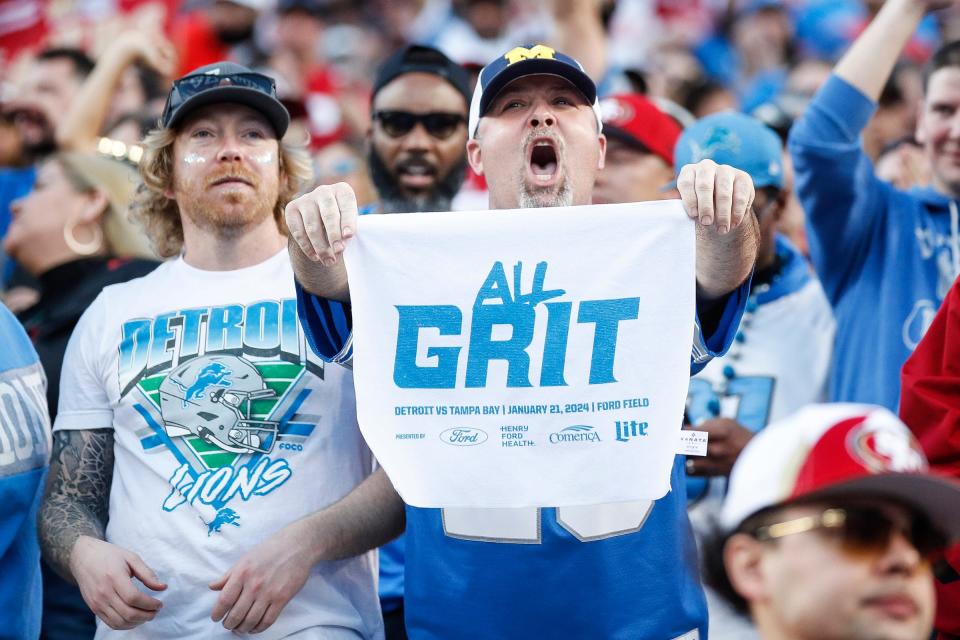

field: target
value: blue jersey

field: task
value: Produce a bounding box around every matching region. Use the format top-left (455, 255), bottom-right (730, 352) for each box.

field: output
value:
top-left (403, 459), bottom-right (702, 640)
top-left (0, 303), bottom-right (50, 640)
top-left (294, 204), bottom-right (406, 611)
top-left (296, 274), bottom-right (749, 639)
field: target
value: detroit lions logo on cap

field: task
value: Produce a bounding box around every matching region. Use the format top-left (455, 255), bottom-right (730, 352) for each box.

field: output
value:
top-left (688, 126), bottom-right (742, 164)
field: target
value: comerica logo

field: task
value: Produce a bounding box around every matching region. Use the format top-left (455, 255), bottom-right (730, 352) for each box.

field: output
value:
top-left (549, 425), bottom-right (601, 443)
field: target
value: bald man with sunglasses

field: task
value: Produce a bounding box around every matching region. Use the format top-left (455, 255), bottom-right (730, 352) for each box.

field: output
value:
top-left (704, 404), bottom-right (960, 640)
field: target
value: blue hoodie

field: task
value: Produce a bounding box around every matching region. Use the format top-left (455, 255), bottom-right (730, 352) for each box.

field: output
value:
top-left (0, 303), bottom-right (50, 640)
top-left (788, 74), bottom-right (960, 411)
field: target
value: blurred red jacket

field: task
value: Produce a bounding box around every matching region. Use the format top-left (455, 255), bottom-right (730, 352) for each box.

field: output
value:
top-left (901, 276), bottom-right (960, 638)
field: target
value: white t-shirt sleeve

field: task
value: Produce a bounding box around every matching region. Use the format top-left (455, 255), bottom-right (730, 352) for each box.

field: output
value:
top-left (54, 291), bottom-right (114, 431)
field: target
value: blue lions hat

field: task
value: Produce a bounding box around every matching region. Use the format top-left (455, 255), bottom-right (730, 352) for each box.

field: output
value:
top-left (468, 44), bottom-right (602, 138)
top-left (672, 112), bottom-right (783, 189)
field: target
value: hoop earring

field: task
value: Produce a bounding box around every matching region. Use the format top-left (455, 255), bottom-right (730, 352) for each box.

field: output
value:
top-left (64, 219), bottom-right (104, 256)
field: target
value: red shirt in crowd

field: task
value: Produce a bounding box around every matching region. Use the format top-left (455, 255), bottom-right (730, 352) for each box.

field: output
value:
top-left (901, 276), bottom-right (960, 639)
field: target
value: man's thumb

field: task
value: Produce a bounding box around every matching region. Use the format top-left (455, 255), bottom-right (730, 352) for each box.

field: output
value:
top-left (128, 554), bottom-right (167, 591)
top-left (209, 572), bottom-right (229, 591)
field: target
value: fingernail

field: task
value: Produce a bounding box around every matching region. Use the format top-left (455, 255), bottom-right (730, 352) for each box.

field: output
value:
top-left (342, 226), bottom-right (354, 237)
top-left (702, 216), bottom-right (713, 226)
top-left (718, 225), bottom-right (728, 234)
top-left (322, 258), bottom-right (335, 267)
top-left (333, 241), bottom-right (344, 252)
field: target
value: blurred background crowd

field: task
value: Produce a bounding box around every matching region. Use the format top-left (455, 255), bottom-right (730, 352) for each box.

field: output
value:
top-left (1, 0), bottom-right (955, 245)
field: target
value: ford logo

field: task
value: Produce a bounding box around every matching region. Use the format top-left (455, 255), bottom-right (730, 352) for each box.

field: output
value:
top-left (440, 428), bottom-right (488, 446)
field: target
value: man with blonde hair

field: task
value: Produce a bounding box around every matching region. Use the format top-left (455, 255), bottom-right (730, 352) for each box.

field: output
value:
top-left (38, 62), bottom-right (402, 638)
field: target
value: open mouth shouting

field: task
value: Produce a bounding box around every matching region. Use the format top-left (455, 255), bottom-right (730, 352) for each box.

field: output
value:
top-left (526, 136), bottom-right (562, 188)
top-left (396, 157), bottom-right (437, 190)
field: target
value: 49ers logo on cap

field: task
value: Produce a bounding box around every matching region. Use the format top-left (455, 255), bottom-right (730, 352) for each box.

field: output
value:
top-left (845, 417), bottom-right (927, 474)
top-left (599, 98), bottom-right (633, 128)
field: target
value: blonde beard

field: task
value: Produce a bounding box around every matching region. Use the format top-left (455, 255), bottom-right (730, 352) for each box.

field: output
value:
top-left (181, 187), bottom-right (278, 238)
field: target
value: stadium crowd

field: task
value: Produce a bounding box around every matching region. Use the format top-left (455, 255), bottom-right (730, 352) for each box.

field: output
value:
top-left (3, 0), bottom-right (960, 638)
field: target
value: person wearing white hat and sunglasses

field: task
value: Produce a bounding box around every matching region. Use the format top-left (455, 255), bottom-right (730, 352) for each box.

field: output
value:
top-left (703, 403), bottom-right (960, 640)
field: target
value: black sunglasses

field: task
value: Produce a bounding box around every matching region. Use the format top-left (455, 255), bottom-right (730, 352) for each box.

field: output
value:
top-left (163, 73), bottom-right (278, 120)
top-left (373, 110), bottom-right (466, 140)
top-left (752, 506), bottom-right (948, 560)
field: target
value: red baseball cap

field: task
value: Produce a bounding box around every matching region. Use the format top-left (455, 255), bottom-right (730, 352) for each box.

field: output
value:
top-left (720, 403), bottom-right (960, 539)
top-left (599, 93), bottom-right (682, 167)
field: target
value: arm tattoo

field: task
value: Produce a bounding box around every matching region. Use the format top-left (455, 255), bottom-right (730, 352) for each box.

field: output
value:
top-left (38, 429), bottom-right (115, 582)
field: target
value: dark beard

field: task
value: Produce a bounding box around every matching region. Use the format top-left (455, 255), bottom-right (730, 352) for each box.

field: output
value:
top-left (367, 147), bottom-right (467, 214)
top-left (11, 109), bottom-right (55, 162)
top-left (23, 137), bottom-right (56, 162)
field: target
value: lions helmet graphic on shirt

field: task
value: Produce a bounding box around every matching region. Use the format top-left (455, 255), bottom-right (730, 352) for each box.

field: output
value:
top-left (159, 354), bottom-right (279, 454)
top-left (117, 298), bottom-right (337, 534)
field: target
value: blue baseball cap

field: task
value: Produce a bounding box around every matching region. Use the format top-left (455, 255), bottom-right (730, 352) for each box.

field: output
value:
top-left (467, 44), bottom-right (602, 138)
top-left (672, 112), bottom-right (783, 189)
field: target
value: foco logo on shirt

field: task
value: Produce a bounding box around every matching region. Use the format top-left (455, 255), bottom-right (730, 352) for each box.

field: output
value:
top-left (118, 300), bottom-right (326, 535)
top-left (392, 261), bottom-right (640, 389)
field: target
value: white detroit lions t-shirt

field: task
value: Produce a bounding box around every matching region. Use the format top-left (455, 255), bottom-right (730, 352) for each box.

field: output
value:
top-left (55, 249), bottom-right (381, 640)
top-left (685, 238), bottom-right (835, 640)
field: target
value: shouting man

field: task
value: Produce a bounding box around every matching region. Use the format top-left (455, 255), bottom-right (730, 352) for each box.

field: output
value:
top-left (286, 45), bottom-right (758, 638)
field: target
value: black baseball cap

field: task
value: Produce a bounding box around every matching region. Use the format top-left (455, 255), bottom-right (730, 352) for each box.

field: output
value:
top-left (371, 45), bottom-right (471, 106)
top-left (161, 62), bottom-right (290, 137)
top-left (276, 0), bottom-right (331, 16)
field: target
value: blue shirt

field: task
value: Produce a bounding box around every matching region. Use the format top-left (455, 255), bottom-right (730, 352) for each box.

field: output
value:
top-left (295, 203), bottom-right (407, 611)
top-left (0, 302), bottom-right (50, 640)
top-left (296, 267), bottom-right (750, 638)
top-left (0, 166), bottom-right (36, 285)
top-left (789, 75), bottom-right (959, 410)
